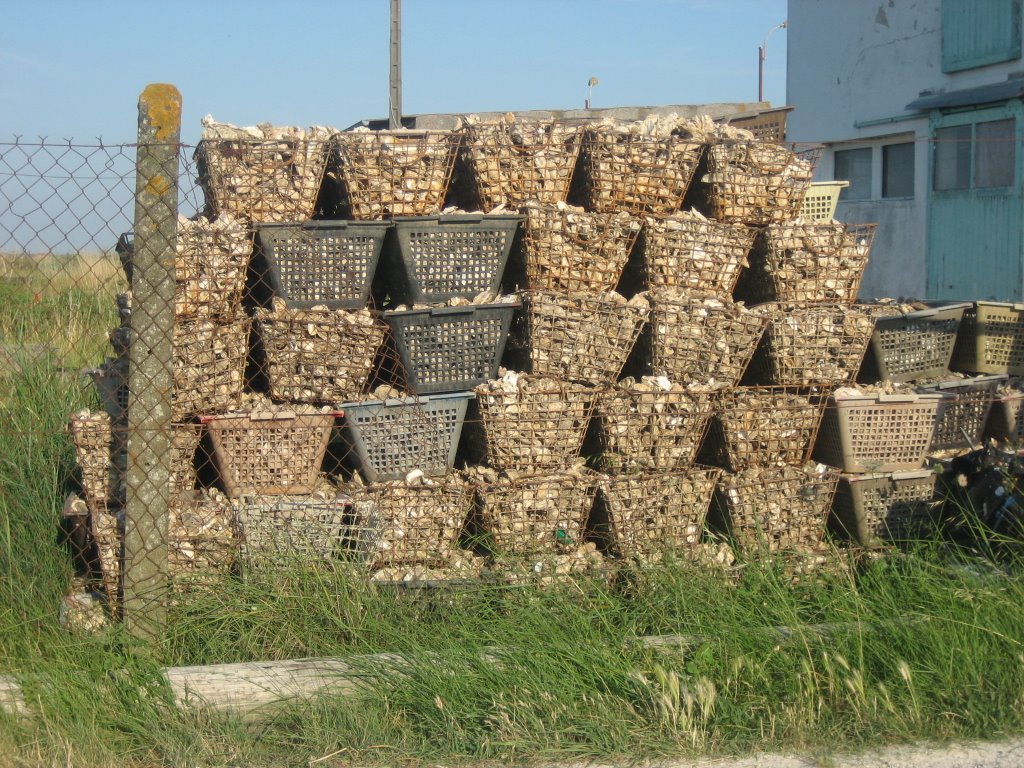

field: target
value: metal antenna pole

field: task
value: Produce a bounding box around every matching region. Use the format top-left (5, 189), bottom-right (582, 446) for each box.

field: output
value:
top-left (389, 0), bottom-right (402, 129)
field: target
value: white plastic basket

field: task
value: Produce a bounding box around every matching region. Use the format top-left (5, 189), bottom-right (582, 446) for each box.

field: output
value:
top-left (799, 181), bottom-right (849, 221)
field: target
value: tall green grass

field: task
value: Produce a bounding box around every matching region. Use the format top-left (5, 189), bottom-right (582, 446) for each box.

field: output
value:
top-left (1, 258), bottom-right (1024, 767)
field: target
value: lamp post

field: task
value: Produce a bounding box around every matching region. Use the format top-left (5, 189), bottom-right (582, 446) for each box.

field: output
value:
top-left (758, 20), bottom-right (787, 102)
top-left (586, 77), bottom-right (599, 110)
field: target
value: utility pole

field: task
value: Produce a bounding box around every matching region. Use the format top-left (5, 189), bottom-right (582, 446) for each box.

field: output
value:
top-left (389, 0), bottom-right (402, 129)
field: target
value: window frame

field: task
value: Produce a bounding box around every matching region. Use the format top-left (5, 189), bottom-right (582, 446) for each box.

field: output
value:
top-left (931, 108), bottom-right (1019, 194)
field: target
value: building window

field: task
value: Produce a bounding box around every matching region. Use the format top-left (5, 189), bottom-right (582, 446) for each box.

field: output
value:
top-left (834, 148), bottom-right (872, 200)
top-left (882, 143), bottom-right (915, 198)
top-left (942, 0), bottom-right (1022, 73)
top-left (934, 118), bottom-right (1016, 191)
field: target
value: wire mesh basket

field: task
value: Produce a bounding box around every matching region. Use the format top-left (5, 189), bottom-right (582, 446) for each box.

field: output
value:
top-left (522, 203), bottom-right (642, 293)
top-left (383, 214), bottom-right (523, 304)
top-left (590, 382), bottom-right (715, 473)
top-left (252, 221), bottom-right (389, 310)
top-left (253, 304), bottom-right (386, 404)
top-left (458, 119), bottom-right (583, 210)
top-left (520, 290), bottom-right (649, 384)
top-left (473, 469), bottom-right (599, 555)
top-left (597, 467), bottom-right (720, 562)
top-left (579, 124), bottom-right (704, 215)
top-left (736, 222), bottom-right (876, 305)
top-left (713, 464), bottom-right (838, 553)
top-left (745, 303), bottom-right (875, 386)
top-left (330, 129), bottom-right (461, 219)
top-left (830, 470), bottom-right (937, 545)
top-left (641, 213), bottom-right (755, 295)
top-left (647, 291), bottom-right (768, 388)
top-left (702, 387), bottom-right (827, 472)
top-left (812, 391), bottom-right (947, 473)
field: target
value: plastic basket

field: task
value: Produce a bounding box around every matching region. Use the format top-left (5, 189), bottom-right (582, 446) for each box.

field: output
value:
top-left (799, 181), bottom-right (849, 222)
top-left (736, 223), bottom-right (876, 305)
top-left (579, 126), bottom-right (704, 215)
top-left (252, 221), bottom-right (389, 310)
top-left (713, 466), bottom-right (839, 553)
top-left (235, 494), bottom-right (352, 562)
top-left (702, 387), bottom-right (827, 472)
top-left (382, 301), bottom-right (519, 395)
top-left (597, 468), bottom-right (720, 562)
top-left (337, 392), bottom-right (473, 483)
top-left (253, 306), bottom-right (386, 404)
top-left (382, 214), bottom-right (522, 304)
top-left (194, 132), bottom-right (330, 224)
top-left (830, 470), bottom-right (937, 544)
top-left (951, 302), bottom-right (1024, 375)
top-left (812, 392), bottom-right (947, 473)
top-left (459, 120), bottom-right (583, 210)
top-left (861, 303), bottom-right (971, 383)
top-left (522, 204), bottom-right (642, 293)
top-left (346, 480), bottom-right (474, 569)
top-left (726, 108), bottom-right (791, 143)
top-left (917, 374), bottom-right (1006, 451)
top-left (202, 409), bottom-right (338, 498)
top-left (647, 291), bottom-right (768, 388)
top-left (590, 385), bottom-right (714, 473)
top-left (472, 377), bottom-right (597, 472)
top-left (473, 470), bottom-right (599, 555)
top-left (695, 142), bottom-right (822, 225)
top-left (641, 214), bottom-right (756, 295)
top-left (331, 130), bottom-right (461, 219)
top-left (984, 385), bottom-right (1024, 443)
top-left (745, 304), bottom-right (875, 386)
top-left (521, 291), bottom-right (649, 385)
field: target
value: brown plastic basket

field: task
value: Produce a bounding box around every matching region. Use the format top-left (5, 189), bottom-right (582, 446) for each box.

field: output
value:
top-left (590, 384), bottom-right (715, 473)
top-left (203, 409), bottom-right (338, 497)
top-left (745, 304), bottom-right (875, 386)
top-left (951, 302), bottom-right (1024, 375)
top-left (521, 291), bottom-right (649, 385)
top-left (917, 374), bottom-right (1006, 451)
top-left (579, 126), bottom-right (704, 215)
top-left (812, 392), bottom-right (947, 473)
top-left (598, 468), bottom-right (720, 562)
top-left (702, 387), bottom-right (827, 472)
top-left (641, 214), bottom-right (755, 295)
top-left (985, 385), bottom-right (1024, 443)
top-left (861, 303), bottom-right (971, 383)
top-left (474, 470), bottom-right (599, 555)
top-left (522, 204), bottom-right (642, 293)
top-left (830, 470), bottom-right (937, 545)
top-left (736, 222), bottom-right (876, 305)
top-left (647, 291), bottom-right (768, 388)
top-left (713, 465), bottom-right (838, 554)
top-left (331, 129), bottom-right (461, 219)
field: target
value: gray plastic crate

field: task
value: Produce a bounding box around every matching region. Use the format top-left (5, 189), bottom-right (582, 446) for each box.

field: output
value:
top-left (917, 374), bottom-right (1007, 451)
top-left (337, 392), bottom-right (474, 483)
top-left (382, 302), bottom-right (519, 394)
top-left (863, 303), bottom-right (970, 383)
top-left (383, 214), bottom-right (522, 304)
top-left (830, 470), bottom-right (937, 544)
top-left (254, 221), bottom-right (389, 309)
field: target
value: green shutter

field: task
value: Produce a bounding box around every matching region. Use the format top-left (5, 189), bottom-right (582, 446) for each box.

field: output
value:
top-left (942, 0), bottom-right (1022, 72)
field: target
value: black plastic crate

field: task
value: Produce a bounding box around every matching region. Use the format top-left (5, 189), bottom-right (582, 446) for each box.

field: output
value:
top-left (382, 214), bottom-right (522, 304)
top-left (382, 302), bottom-right (519, 394)
top-left (253, 221), bottom-right (389, 310)
top-left (337, 392), bottom-right (474, 483)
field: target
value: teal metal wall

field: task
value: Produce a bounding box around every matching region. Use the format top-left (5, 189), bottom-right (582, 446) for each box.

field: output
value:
top-left (927, 101), bottom-right (1024, 300)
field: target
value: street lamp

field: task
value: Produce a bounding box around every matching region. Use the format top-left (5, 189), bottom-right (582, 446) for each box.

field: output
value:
top-left (758, 20), bottom-right (787, 103)
top-left (586, 77), bottom-right (599, 110)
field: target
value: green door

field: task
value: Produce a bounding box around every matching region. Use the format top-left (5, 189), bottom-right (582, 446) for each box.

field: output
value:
top-left (927, 101), bottom-right (1024, 300)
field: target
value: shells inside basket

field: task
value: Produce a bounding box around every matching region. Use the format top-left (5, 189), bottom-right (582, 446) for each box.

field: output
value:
top-left (599, 468), bottom-right (720, 563)
top-left (648, 290), bottom-right (768, 388)
top-left (713, 463), bottom-right (838, 553)
top-left (472, 371), bottom-right (597, 472)
top-left (459, 117), bottom-right (583, 210)
top-left (522, 290), bottom-right (650, 384)
top-left (591, 377), bottom-right (716, 473)
top-left (253, 301), bottom-right (386, 404)
top-left (642, 210), bottom-right (756, 295)
top-left (522, 202), bottom-right (642, 293)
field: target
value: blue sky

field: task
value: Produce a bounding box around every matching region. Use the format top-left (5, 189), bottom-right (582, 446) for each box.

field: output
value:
top-left (0, 0), bottom-right (789, 146)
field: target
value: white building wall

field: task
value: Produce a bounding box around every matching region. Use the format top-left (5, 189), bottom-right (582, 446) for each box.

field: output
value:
top-left (786, 0), bottom-right (1024, 300)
